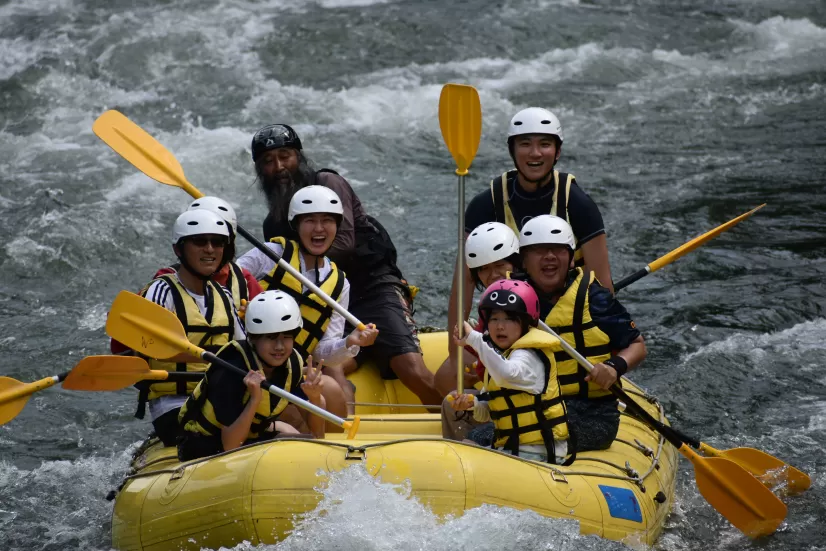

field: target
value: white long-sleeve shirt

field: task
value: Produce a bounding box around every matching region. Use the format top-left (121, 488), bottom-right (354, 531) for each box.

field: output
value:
top-left (237, 242), bottom-right (358, 366)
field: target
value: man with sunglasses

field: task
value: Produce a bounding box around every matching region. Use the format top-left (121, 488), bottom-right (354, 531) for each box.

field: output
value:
top-left (135, 209), bottom-right (247, 446)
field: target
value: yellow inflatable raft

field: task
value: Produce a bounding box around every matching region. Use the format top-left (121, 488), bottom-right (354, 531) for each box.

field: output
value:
top-left (111, 333), bottom-right (678, 550)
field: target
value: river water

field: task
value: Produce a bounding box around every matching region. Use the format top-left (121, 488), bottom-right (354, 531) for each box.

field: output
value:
top-left (1, 0), bottom-right (824, 549)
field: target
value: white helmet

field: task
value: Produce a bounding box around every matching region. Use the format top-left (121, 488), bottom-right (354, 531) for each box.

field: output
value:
top-left (519, 215), bottom-right (575, 251)
top-left (508, 107), bottom-right (563, 143)
top-left (288, 185), bottom-right (344, 223)
top-left (465, 222), bottom-right (520, 269)
top-left (245, 290), bottom-right (303, 335)
top-left (171, 209), bottom-right (230, 244)
top-left (187, 196), bottom-right (237, 233)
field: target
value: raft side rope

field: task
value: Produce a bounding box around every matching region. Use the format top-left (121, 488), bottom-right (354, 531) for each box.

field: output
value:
top-left (115, 395), bottom-right (669, 496)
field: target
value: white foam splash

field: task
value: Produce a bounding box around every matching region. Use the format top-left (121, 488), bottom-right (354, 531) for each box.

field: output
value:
top-left (684, 318), bottom-right (826, 363)
top-left (204, 464), bottom-right (627, 551)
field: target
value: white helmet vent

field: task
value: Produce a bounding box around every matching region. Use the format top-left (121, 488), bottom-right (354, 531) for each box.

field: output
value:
top-left (464, 222), bottom-right (520, 269)
top-left (245, 290), bottom-right (303, 335)
top-left (288, 186), bottom-right (345, 222)
top-left (507, 107), bottom-right (563, 142)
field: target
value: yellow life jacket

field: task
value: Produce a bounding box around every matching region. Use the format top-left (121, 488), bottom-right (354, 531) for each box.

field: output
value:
top-left (490, 169), bottom-right (584, 265)
top-left (179, 340), bottom-right (303, 440)
top-left (545, 268), bottom-right (615, 400)
top-left (225, 261), bottom-right (249, 311)
top-left (137, 275), bottom-right (235, 414)
top-left (482, 327), bottom-right (569, 459)
top-left (258, 237), bottom-right (345, 358)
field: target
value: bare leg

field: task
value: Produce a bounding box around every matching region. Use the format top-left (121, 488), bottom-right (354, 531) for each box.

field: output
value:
top-left (324, 364), bottom-right (356, 415)
top-left (389, 351), bottom-right (442, 409)
top-left (280, 404), bottom-right (309, 433)
top-left (273, 420), bottom-right (299, 434)
top-left (318, 374), bottom-right (347, 432)
top-left (341, 357), bottom-right (359, 376)
top-left (434, 349), bottom-right (481, 396)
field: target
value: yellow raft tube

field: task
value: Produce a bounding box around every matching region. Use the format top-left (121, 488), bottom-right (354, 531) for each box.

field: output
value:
top-left (111, 333), bottom-right (678, 550)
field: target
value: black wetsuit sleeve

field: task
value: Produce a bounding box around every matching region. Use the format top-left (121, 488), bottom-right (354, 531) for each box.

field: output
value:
top-left (464, 187), bottom-right (496, 234)
top-left (566, 180), bottom-right (606, 246)
top-left (206, 346), bottom-right (251, 428)
top-left (587, 282), bottom-right (641, 350)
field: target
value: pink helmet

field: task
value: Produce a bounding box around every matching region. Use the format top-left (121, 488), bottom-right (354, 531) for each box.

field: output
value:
top-left (478, 279), bottom-right (541, 326)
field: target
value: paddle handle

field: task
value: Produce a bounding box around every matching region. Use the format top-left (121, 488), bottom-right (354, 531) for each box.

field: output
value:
top-left (613, 267), bottom-right (650, 293)
top-left (456, 173), bottom-right (466, 395)
top-left (235, 225), bottom-right (366, 331)
top-left (200, 350), bottom-right (358, 438)
top-left (538, 321), bottom-right (685, 449)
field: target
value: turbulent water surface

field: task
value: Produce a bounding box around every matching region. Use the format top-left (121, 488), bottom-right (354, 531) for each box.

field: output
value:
top-left (1, 0), bottom-right (825, 549)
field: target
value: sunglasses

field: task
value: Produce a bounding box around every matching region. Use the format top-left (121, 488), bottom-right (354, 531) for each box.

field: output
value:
top-left (188, 236), bottom-right (228, 248)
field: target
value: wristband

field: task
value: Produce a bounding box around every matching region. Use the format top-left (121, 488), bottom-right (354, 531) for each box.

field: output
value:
top-left (603, 356), bottom-right (628, 378)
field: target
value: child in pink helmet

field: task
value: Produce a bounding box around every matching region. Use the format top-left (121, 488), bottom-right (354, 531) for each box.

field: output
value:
top-left (450, 279), bottom-right (570, 464)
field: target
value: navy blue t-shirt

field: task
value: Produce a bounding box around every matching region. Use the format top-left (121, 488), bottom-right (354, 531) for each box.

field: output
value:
top-left (464, 171), bottom-right (605, 245)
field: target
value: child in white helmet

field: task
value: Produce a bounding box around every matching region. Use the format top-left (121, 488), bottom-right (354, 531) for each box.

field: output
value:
top-left (178, 291), bottom-right (326, 461)
top-left (437, 222), bottom-right (522, 396)
top-left (439, 222), bottom-right (521, 443)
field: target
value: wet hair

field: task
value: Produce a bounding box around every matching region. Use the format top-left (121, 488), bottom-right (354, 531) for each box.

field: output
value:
top-left (255, 150), bottom-right (319, 227)
top-left (469, 252), bottom-right (522, 291)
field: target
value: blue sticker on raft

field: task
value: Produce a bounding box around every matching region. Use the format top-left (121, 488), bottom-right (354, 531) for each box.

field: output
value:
top-left (598, 485), bottom-right (643, 523)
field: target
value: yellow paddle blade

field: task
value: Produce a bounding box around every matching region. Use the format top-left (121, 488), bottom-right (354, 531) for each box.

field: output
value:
top-left (106, 291), bottom-right (201, 360)
top-left (701, 444), bottom-right (811, 496)
top-left (648, 204), bottom-right (766, 273)
top-left (681, 445), bottom-right (786, 538)
top-left (0, 377), bottom-right (31, 425)
top-left (93, 110), bottom-right (203, 199)
top-left (62, 356), bottom-right (159, 392)
top-left (438, 84), bottom-right (482, 176)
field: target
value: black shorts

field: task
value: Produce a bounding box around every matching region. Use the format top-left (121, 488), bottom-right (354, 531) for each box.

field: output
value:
top-left (348, 283), bottom-right (421, 379)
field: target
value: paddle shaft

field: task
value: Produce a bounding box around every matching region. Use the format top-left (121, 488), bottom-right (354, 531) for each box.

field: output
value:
top-left (537, 321), bottom-right (685, 448)
top-left (456, 172), bottom-right (466, 394)
top-left (201, 349), bottom-right (350, 430)
top-left (614, 204), bottom-right (766, 292)
top-left (234, 226), bottom-right (366, 331)
top-left (93, 110), bottom-right (365, 332)
top-left (2, 373), bottom-right (68, 402)
top-left (614, 267), bottom-right (649, 292)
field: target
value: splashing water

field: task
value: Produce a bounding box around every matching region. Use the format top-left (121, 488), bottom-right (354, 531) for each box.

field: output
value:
top-left (205, 464), bottom-right (630, 551)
